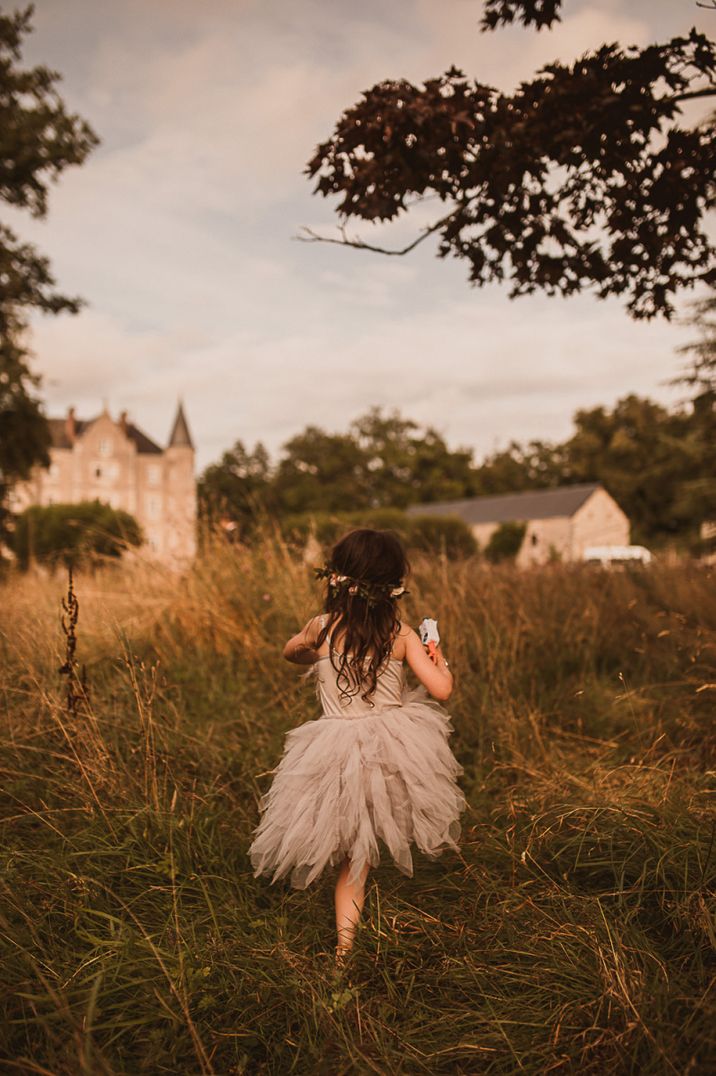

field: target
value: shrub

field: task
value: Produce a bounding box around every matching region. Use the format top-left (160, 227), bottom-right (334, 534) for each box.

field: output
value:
top-left (278, 509), bottom-right (476, 559)
top-left (10, 500), bottom-right (144, 570)
top-left (484, 520), bottom-right (527, 563)
top-left (408, 514), bottom-right (478, 558)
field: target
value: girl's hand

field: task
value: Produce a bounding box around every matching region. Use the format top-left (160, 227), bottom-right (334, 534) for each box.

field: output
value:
top-left (401, 625), bottom-right (453, 702)
top-left (418, 618), bottom-right (441, 665)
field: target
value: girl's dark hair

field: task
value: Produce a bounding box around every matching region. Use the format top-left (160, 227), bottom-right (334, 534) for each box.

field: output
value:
top-left (315, 528), bottom-right (410, 706)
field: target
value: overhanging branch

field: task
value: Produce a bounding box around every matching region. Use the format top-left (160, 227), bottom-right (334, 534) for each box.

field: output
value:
top-left (295, 209), bottom-right (458, 256)
top-left (670, 87), bottom-right (716, 103)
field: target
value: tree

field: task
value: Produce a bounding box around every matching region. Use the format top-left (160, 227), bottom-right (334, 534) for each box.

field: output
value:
top-left (671, 288), bottom-right (716, 525)
top-left (484, 521), bottom-right (527, 562)
top-left (350, 406), bottom-right (477, 507)
top-left (471, 438), bottom-right (567, 495)
top-left (272, 427), bottom-right (370, 513)
top-left (674, 289), bottom-right (716, 397)
top-left (0, 6), bottom-right (99, 532)
top-left (199, 407), bottom-right (481, 523)
top-left (9, 500), bottom-right (143, 570)
top-left (198, 439), bottom-right (273, 537)
top-left (304, 1), bottom-right (716, 320)
top-left (564, 395), bottom-right (699, 541)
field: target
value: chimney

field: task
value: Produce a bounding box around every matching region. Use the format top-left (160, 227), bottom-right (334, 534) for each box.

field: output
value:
top-left (119, 409), bottom-right (129, 435)
top-left (65, 406), bottom-right (76, 444)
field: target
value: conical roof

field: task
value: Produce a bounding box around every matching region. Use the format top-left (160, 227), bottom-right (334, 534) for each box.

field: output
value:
top-left (169, 400), bottom-right (194, 449)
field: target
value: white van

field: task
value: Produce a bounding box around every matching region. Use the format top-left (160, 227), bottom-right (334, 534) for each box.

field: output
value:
top-left (582, 544), bottom-right (653, 566)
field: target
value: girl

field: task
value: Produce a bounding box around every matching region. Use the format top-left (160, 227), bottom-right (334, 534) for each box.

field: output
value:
top-left (248, 528), bottom-right (467, 964)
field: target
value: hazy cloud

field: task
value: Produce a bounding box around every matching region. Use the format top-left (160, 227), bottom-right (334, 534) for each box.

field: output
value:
top-left (14, 0), bottom-right (713, 469)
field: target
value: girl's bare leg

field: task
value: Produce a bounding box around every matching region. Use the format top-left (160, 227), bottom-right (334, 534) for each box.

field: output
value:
top-left (334, 856), bottom-right (370, 958)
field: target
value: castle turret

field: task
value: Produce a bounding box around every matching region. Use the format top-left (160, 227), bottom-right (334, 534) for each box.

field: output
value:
top-left (168, 400), bottom-right (194, 450)
top-left (165, 398), bottom-right (197, 563)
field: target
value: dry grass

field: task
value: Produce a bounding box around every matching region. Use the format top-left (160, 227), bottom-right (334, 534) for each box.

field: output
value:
top-left (0, 529), bottom-right (714, 1074)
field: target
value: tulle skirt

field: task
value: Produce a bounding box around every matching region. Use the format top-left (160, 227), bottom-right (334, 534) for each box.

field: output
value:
top-left (248, 684), bottom-right (468, 889)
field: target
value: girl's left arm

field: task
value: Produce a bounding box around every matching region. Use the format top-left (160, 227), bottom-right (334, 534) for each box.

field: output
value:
top-left (283, 615), bottom-right (323, 665)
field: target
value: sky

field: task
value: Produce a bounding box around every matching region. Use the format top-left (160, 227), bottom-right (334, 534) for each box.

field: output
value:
top-left (8, 0), bottom-right (716, 471)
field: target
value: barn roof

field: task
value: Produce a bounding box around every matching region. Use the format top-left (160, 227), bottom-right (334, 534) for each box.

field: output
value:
top-left (406, 483), bottom-right (603, 525)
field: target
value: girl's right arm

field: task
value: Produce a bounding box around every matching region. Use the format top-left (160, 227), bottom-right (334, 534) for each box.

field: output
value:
top-left (402, 626), bottom-right (454, 701)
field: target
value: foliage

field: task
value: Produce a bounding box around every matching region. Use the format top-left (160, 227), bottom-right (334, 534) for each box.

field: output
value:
top-left (197, 440), bottom-right (272, 539)
top-left (349, 408), bottom-right (476, 508)
top-left (305, 6), bottom-right (716, 320)
top-left (279, 507), bottom-right (477, 560)
top-left (676, 289), bottom-right (716, 397)
top-left (672, 291), bottom-right (716, 527)
top-left (201, 385), bottom-right (716, 548)
top-left (467, 386), bottom-right (716, 544)
top-left (0, 349), bottom-right (51, 538)
top-left (484, 519), bottom-right (527, 562)
top-left (9, 500), bottom-right (143, 569)
top-left (471, 437), bottom-right (567, 495)
top-left (0, 541), bottom-right (714, 1072)
top-left (272, 426), bottom-right (368, 513)
top-left (564, 394), bottom-right (715, 542)
top-left (0, 5), bottom-right (99, 529)
top-left (280, 507), bottom-right (409, 548)
top-left (199, 406), bottom-right (479, 525)
top-left (481, 0), bottom-right (562, 31)
top-left (408, 513), bottom-right (478, 558)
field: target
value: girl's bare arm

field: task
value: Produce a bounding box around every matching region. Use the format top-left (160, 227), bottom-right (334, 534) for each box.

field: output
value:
top-left (283, 616), bottom-right (323, 665)
top-left (402, 626), bottom-right (454, 701)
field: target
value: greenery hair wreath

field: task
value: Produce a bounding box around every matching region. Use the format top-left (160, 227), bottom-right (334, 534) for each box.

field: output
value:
top-left (314, 565), bottom-right (409, 608)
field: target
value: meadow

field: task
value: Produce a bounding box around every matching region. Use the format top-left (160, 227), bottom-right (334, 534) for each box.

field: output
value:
top-left (0, 532), bottom-right (714, 1075)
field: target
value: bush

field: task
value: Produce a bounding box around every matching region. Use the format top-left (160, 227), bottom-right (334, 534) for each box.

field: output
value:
top-left (408, 514), bottom-right (478, 558)
top-left (278, 509), bottom-right (476, 559)
top-left (10, 500), bottom-right (144, 570)
top-left (484, 520), bottom-right (526, 563)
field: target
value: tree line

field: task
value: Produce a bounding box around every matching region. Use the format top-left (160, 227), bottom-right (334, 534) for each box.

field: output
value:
top-left (199, 361), bottom-right (715, 549)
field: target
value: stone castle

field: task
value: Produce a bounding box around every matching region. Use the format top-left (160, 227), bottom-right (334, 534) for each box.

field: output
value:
top-left (10, 401), bottom-right (197, 563)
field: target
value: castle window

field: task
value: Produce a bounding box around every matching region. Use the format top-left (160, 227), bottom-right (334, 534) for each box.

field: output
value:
top-left (147, 464), bottom-right (161, 486)
top-left (48, 462), bottom-right (60, 481)
top-left (99, 438), bottom-right (112, 457)
top-left (147, 494), bottom-right (162, 520)
top-left (95, 466), bottom-right (102, 478)
top-left (531, 533), bottom-right (538, 546)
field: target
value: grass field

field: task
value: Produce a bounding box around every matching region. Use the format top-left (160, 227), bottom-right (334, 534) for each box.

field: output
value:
top-left (1, 534), bottom-right (714, 1074)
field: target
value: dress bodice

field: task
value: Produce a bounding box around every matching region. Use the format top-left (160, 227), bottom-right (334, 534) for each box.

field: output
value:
top-left (314, 649), bottom-right (406, 716)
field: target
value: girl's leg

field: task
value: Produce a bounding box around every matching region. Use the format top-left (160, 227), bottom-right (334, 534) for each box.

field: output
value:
top-left (334, 856), bottom-right (370, 957)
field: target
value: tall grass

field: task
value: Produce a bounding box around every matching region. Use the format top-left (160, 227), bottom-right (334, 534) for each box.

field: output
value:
top-left (0, 530), bottom-right (714, 1074)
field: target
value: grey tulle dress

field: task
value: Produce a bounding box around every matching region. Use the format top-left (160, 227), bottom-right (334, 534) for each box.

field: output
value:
top-left (248, 619), bottom-right (468, 890)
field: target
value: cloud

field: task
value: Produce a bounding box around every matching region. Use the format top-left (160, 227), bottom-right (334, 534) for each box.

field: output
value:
top-left (14, 0), bottom-right (708, 479)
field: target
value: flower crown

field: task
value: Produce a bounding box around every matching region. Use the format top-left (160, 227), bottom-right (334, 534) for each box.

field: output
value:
top-left (314, 565), bottom-right (409, 606)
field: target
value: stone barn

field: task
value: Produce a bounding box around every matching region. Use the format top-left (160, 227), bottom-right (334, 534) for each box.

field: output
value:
top-left (407, 482), bottom-right (630, 566)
